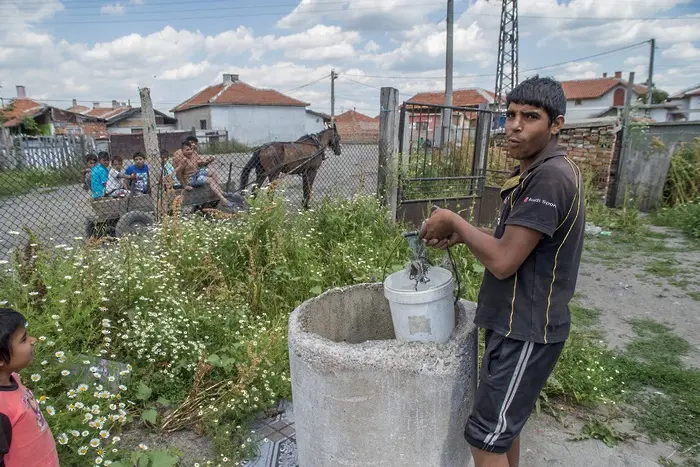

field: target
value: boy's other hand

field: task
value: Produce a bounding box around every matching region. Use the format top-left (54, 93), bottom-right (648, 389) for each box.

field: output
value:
top-left (419, 208), bottom-right (461, 249)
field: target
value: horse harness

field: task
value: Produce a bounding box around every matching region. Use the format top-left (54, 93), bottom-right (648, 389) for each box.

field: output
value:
top-left (288, 134), bottom-right (327, 174)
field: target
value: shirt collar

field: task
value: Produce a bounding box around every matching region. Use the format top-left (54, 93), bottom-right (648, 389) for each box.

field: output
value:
top-left (500, 138), bottom-right (566, 197)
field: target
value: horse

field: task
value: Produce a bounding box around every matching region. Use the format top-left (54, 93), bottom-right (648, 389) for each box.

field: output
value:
top-left (239, 125), bottom-right (342, 209)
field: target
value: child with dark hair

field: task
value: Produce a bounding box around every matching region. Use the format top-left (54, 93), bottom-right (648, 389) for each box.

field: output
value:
top-left (420, 75), bottom-right (585, 467)
top-left (82, 153), bottom-right (98, 192)
top-left (105, 155), bottom-right (129, 197)
top-left (124, 152), bottom-right (150, 194)
top-left (160, 149), bottom-right (181, 189)
top-left (90, 152), bottom-right (111, 199)
top-left (0, 308), bottom-right (59, 467)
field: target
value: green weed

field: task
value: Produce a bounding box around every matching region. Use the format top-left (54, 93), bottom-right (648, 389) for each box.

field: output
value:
top-left (0, 167), bottom-right (80, 198)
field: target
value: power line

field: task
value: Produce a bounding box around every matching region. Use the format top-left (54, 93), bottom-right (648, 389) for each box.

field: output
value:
top-left (338, 75), bottom-right (381, 90)
top-left (283, 74), bottom-right (331, 94)
top-left (344, 40), bottom-right (652, 80)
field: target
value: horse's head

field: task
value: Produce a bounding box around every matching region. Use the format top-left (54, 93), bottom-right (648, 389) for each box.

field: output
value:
top-left (323, 123), bottom-right (341, 156)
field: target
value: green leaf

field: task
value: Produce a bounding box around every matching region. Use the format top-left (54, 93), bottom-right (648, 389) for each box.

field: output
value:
top-left (156, 397), bottom-right (171, 407)
top-left (149, 450), bottom-right (180, 467)
top-left (141, 408), bottom-right (158, 425)
top-left (221, 357), bottom-right (237, 368)
top-left (310, 286), bottom-right (323, 295)
top-left (471, 263), bottom-right (485, 273)
top-left (206, 354), bottom-right (221, 366)
top-left (136, 382), bottom-right (152, 400)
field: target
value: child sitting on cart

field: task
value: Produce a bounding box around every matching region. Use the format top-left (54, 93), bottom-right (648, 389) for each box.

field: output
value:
top-left (161, 149), bottom-right (182, 190)
top-left (124, 152), bottom-right (150, 194)
top-left (105, 155), bottom-right (130, 198)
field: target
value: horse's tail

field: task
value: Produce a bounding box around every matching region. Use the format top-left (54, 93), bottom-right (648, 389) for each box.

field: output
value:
top-left (240, 146), bottom-right (263, 190)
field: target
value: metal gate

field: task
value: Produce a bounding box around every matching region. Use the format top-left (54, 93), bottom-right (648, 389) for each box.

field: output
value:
top-left (396, 101), bottom-right (494, 227)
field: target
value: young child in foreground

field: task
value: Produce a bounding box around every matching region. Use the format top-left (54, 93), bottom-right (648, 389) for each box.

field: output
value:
top-left (0, 308), bottom-right (59, 466)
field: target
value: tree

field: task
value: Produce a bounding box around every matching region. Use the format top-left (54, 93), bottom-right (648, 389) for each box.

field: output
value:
top-left (21, 116), bottom-right (40, 135)
top-left (638, 88), bottom-right (669, 105)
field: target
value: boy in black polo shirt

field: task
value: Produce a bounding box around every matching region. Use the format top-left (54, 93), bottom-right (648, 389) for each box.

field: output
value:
top-left (419, 75), bottom-right (585, 467)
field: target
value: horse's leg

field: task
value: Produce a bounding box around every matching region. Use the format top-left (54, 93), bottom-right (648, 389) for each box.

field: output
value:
top-left (302, 169), bottom-right (318, 210)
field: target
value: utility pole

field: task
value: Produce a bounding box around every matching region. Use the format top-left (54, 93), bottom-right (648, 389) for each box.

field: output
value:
top-left (330, 69), bottom-right (338, 123)
top-left (646, 38), bottom-right (656, 110)
top-left (494, 0), bottom-right (519, 126)
top-left (441, 0), bottom-right (454, 147)
top-left (616, 72), bottom-right (635, 207)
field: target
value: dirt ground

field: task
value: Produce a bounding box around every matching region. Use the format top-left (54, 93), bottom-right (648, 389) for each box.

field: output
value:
top-left (518, 225), bottom-right (700, 467)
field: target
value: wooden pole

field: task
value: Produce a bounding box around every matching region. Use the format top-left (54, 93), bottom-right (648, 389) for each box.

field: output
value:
top-left (615, 72), bottom-right (635, 207)
top-left (378, 87), bottom-right (400, 221)
top-left (139, 87), bottom-right (163, 221)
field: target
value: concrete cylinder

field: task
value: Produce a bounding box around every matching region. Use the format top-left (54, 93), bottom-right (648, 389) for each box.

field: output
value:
top-left (288, 283), bottom-right (478, 467)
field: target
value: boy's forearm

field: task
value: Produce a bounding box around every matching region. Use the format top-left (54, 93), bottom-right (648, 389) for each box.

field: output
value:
top-left (452, 218), bottom-right (505, 275)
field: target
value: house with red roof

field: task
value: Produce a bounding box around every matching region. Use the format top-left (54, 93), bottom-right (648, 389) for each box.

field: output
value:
top-left (171, 73), bottom-right (310, 146)
top-left (67, 99), bottom-right (178, 135)
top-left (560, 71), bottom-right (647, 121)
top-left (1, 86), bottom-right (107, 137)
top-left (333, 109), bottom-right (379, 143)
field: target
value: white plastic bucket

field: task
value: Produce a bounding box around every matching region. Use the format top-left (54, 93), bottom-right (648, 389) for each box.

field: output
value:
top-left (383, 266), bottom-right (456, 344)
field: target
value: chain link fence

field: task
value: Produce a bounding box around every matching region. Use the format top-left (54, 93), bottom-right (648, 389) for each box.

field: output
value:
top-left (0, 137), bottom-right (379, 259)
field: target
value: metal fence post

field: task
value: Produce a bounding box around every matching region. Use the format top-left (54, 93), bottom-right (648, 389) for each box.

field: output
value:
top-left (378, 87), bottom-right (400, 221)
top-left (472, 111), bottom-right (493, 196)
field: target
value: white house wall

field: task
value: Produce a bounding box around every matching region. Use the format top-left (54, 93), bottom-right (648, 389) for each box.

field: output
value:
top-left (305, 113), bottom-right (326, 134)
top-left (174, 107), bottom-right (212, 131)
top-left (565, 85), bottom-right (640, 122)
top-left (210, 106), bottom-right (306, 145)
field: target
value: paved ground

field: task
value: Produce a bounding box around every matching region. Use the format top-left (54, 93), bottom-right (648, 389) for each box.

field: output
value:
top-left (0, 144), bottom-right (378, 258)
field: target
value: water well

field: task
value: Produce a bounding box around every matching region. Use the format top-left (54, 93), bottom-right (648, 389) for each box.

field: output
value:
top-left (288, 283), bottom-right (478, 466)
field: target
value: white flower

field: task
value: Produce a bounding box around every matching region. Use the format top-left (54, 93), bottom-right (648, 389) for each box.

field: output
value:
top-left (51, 314), bottom-right (60, 320)
top-left (57, 433), bottom-right (69, 445)
top-left (55, 351), bottom-right (65, 358)
top-left (138, 443), bottom-right (148, 450)
top-left (78, 446), bottom-right (88, 456)
top-left (46, 406), bottom-right (56, 416)
top-left (30, 374), bottom-right (41, 382)
top-left (99, 430), bottom-right (110, 439)
top-left (89, 438), bottom-right (100, 448)
top-left (95, 457), bottom-right (103, 465)
top-left (61, 370), bottom-right (70, 376)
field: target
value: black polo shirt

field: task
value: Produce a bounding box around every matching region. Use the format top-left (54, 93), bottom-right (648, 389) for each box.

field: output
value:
top-left (475, 138), bottom-right (585, 344)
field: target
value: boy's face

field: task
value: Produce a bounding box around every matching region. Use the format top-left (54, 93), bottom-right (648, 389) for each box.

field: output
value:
top-left (505, 102), bottom-right (563, 160)
top-left (182, 145), bottom-right (194, 157)
top-left (160, 154), bottom-right (169, 165)
top-left (0, 326), bottom-right (36, 373)
top-left (99, 158), bottom-right (109, 168)
top-left (112, 160), bottom-right (123, 170)
top-left (87, 160), bottom-right (97, 169)
top-left (134, 156), bottom-right (145, 168)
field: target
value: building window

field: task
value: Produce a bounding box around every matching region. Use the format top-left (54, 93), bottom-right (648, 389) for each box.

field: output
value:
top-left (131, 128), bottom-right (143, 134)
top-left (200, 119), bottom-right (207, 130)
top-left (575, 99), bottom-right (582, 106)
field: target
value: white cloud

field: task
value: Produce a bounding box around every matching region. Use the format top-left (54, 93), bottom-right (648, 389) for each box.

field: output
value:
top-left (100, 3), bottom-right (125, 16)
top-left (158, 61), bottom-right (213, 81)
top-left (663, 42), bottom-right (700, 60)
top-left (129, 0), bottom-right (144, 4)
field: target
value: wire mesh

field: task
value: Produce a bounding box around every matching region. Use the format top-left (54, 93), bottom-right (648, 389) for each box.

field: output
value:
top-left (0, 136), bottom-right (380, 260)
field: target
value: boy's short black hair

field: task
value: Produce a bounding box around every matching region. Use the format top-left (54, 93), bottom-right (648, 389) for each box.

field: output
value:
top-left (86, 153), bottom-right (98, 163)
top-left (111, 155), bottom-right (123, 163)
top-left (181, 140), bottom-right (193, 149)
top-left (133, 151), bottom-right (145, 160)
top-left (160, 149), bottom-right (170, 157)
top-left (506, 75), bottom-right (567, 125)
top-left (185, 136), bottom-right (198, 143)
top-left (98, 151), bottom-right (110, 162)
top-left (0, 309), bottom-right (26, 364)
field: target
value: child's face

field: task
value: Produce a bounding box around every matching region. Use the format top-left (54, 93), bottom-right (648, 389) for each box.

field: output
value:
top-left (112, 160), bottom-right (123, 170)
top-left (182, 146), bottom-right (194, 157)
top-left (134, 156), bottom-right (145, 168)
top-left (0, 325), bottom-right (36, 373)
top-left (87, 160), bottom-right (97, 169)
top-left (99, 158), bottom-right (109, 168)
top-left (160, 154), bottom-right (169, 165)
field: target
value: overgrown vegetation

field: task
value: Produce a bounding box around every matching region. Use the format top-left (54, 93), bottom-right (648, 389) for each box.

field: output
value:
top-left (0, 191), bottom-right (483, 465)
top-left (652, 138), bottom-right (700, 239)
top-left (0, 167), bottom-right (80, 198)
top-left (199, 139), bottom-right (253, 155)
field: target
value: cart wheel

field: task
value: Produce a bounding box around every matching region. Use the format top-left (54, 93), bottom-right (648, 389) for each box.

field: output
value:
top-left (115, 211), bottom-right (154, 237)
top-left (85, 219), bottom-right (97, 239)
top-left (220, 193), bottom-right (250, 214)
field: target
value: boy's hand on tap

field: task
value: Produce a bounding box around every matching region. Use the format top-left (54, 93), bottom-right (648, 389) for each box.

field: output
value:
top-left (419, 208), bottom-right (462, 250)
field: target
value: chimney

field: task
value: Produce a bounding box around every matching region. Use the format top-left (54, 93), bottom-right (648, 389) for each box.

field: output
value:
top-left (602, 73), bottom-right (607, 78)
top-left (16, 85), bottom-right (26, 99)
top-left (93, 102), bottom-right (100, 109)
top-left (223, 73), bottom-right (239, 84)
top-left (614, 71), bottom-right (622, 79)
top-left (112, 100), bottom-right (119, 109)
top-left (72, 99), bottom-right (77, 107)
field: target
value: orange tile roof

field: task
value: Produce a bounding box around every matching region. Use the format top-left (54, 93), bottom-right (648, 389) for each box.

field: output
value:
top-left (334, 109), bottom-right (376, 123)
top-left (407, 88), bottom-right (495, 107)
top-left (172, 81), bottom-right (308, 112)
top-left (560, 78), bottom-right (647, 100)
top-left (84, 106), bottom-right (131, 119)
top-left (2, 98), bottom-right (46, 127)
top-left (67, 104), bottom-right (90, 114)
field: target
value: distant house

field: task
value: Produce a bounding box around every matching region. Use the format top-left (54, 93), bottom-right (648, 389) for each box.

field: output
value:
top-left (334, 109), bottom-right (379, 143)
top-left (171, 74), bottom-right (310, 146)
top-left (68, 100), bottom-right (178, 135)
top-left (306, 109), bottom-right (331, 134)
top-left (405, 88), bottom-right (496, 143)
top-left (665, 83), bottom-right (700, 122)
top-left (1, 86), bottom-right (107, 137)
top-left (560, 72), bottom-right (647, 121)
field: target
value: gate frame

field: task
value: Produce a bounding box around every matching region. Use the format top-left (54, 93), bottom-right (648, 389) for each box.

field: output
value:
top-left (396, 101), bottom-right (493, 227)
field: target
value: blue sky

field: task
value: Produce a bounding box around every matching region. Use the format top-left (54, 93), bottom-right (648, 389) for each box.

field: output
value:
top-left (1, 0), bottom-right (699, 117)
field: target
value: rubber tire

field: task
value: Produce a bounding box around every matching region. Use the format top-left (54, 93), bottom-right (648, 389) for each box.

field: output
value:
top-left (85, 219), bottom-right (97, 239)
top-left (114, 211), bottom-right (154, 237)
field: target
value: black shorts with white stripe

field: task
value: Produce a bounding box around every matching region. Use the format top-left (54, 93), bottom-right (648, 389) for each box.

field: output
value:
top-left (464, 329), bottom-right (565, 454)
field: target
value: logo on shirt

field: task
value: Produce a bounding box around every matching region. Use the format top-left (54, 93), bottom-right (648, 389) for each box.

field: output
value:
top-left (523, 197), bottom-right (556, 208)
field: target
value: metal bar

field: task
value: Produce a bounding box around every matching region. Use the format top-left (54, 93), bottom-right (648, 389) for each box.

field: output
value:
top-left (400, 195), bottom-right (481, 204)
top-left (403, 176), bottom-right (482, 182)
